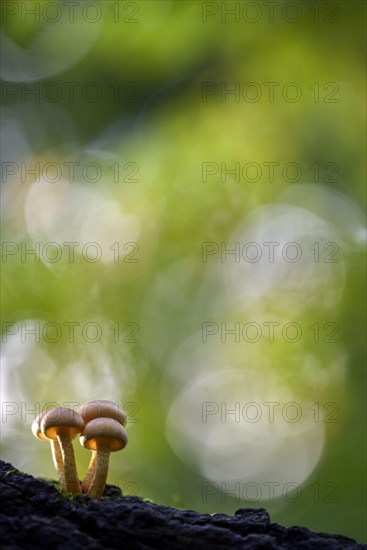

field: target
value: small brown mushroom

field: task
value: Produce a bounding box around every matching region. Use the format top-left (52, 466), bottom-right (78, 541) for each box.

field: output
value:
top-left (80, 417), bottom-right (128, 499)
top-left (32, 411), bottom-right (65, 487)
top-left (41, 407), bottom-right (83, 494)
top-left (78, 400), bottom-right (126, 493)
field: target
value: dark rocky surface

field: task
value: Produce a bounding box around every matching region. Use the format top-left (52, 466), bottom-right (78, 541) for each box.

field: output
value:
top-left (0, 460), bottom-right (365, 549)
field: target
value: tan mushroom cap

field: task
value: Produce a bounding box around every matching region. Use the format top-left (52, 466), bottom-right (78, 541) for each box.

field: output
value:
top-left (79, 400), bottom-right (127, 426)
top-left (80, 418), bottom-right (128, 452)
top-left (41, 407), bottom-right (84, 439)
top-left (32, 411), bottom-right (49, 441)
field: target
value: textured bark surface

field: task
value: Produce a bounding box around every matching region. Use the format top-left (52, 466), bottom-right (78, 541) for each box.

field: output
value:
top-left (0, 460), bottom-right (365, 549)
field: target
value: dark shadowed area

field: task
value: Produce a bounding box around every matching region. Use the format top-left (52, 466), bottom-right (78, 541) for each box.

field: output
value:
top-left (1, 461), bottom-right (366, 550)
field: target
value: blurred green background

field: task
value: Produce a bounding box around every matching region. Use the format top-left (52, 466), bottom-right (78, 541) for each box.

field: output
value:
top-left (1, 0), bottom-right (366, 543)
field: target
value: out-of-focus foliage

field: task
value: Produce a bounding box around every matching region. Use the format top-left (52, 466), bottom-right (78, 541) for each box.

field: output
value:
top-left (1, 0), bottom-right (366, 542)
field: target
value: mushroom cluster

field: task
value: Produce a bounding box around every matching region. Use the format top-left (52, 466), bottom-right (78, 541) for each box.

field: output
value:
top-left (32, 400), bottom-right (128, 498)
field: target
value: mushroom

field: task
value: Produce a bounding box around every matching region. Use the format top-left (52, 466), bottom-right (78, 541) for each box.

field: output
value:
top-left (41, 406), bottom-right (84, 494)
top-left (78, 400), bottom-right (127, 493)
top-left (32, 411), bottom-right (65, 487)
top-left (79, 417), bottom-right (128, 499)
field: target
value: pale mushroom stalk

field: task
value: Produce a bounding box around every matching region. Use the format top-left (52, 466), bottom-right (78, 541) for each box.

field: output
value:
top-left (87, 445), bottom-right (111, 499)
top-left (50, 440), bottom-right (65, 487)
top-left (57, 430), bottom-right (81, 494)
top-left (81, 451), bottom-right (97, 493)
top-left (32, 412), bottom-right (65, 488)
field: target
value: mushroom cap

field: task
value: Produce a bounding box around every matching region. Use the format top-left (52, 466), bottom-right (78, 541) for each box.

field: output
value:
top-left (41, 407), bottom-right (84, 440)
top-left (80, 418), bottom-right (128, 452)
top-left (78, 400), bottom-right (127, 426)
top-left (32, 411), bottom-right (49, 441)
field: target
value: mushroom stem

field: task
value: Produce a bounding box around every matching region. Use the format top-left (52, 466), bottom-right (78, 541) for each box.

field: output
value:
top-left (87, 445), bottom-right (110, 499)
top-left (57, 432), bottom-right (81, 494)
top-left (81, 451), bottom-right (97, 493)
top-left (32, 412), bottom-right (66, 486)
top-left (50, 439), bottom-right (65, 487)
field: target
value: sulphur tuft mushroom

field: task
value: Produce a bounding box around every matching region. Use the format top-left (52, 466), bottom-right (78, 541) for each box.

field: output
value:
top-left (32, 411), bottom-right (65, 488)
top-left (41, 406), bottom-right (84, 494)
top-left (79, 399), bottom-right (127, 425)
top-left (79, 417), bottom-right (128, 499)
top-left (78, 400), bottom-right (127, 493)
